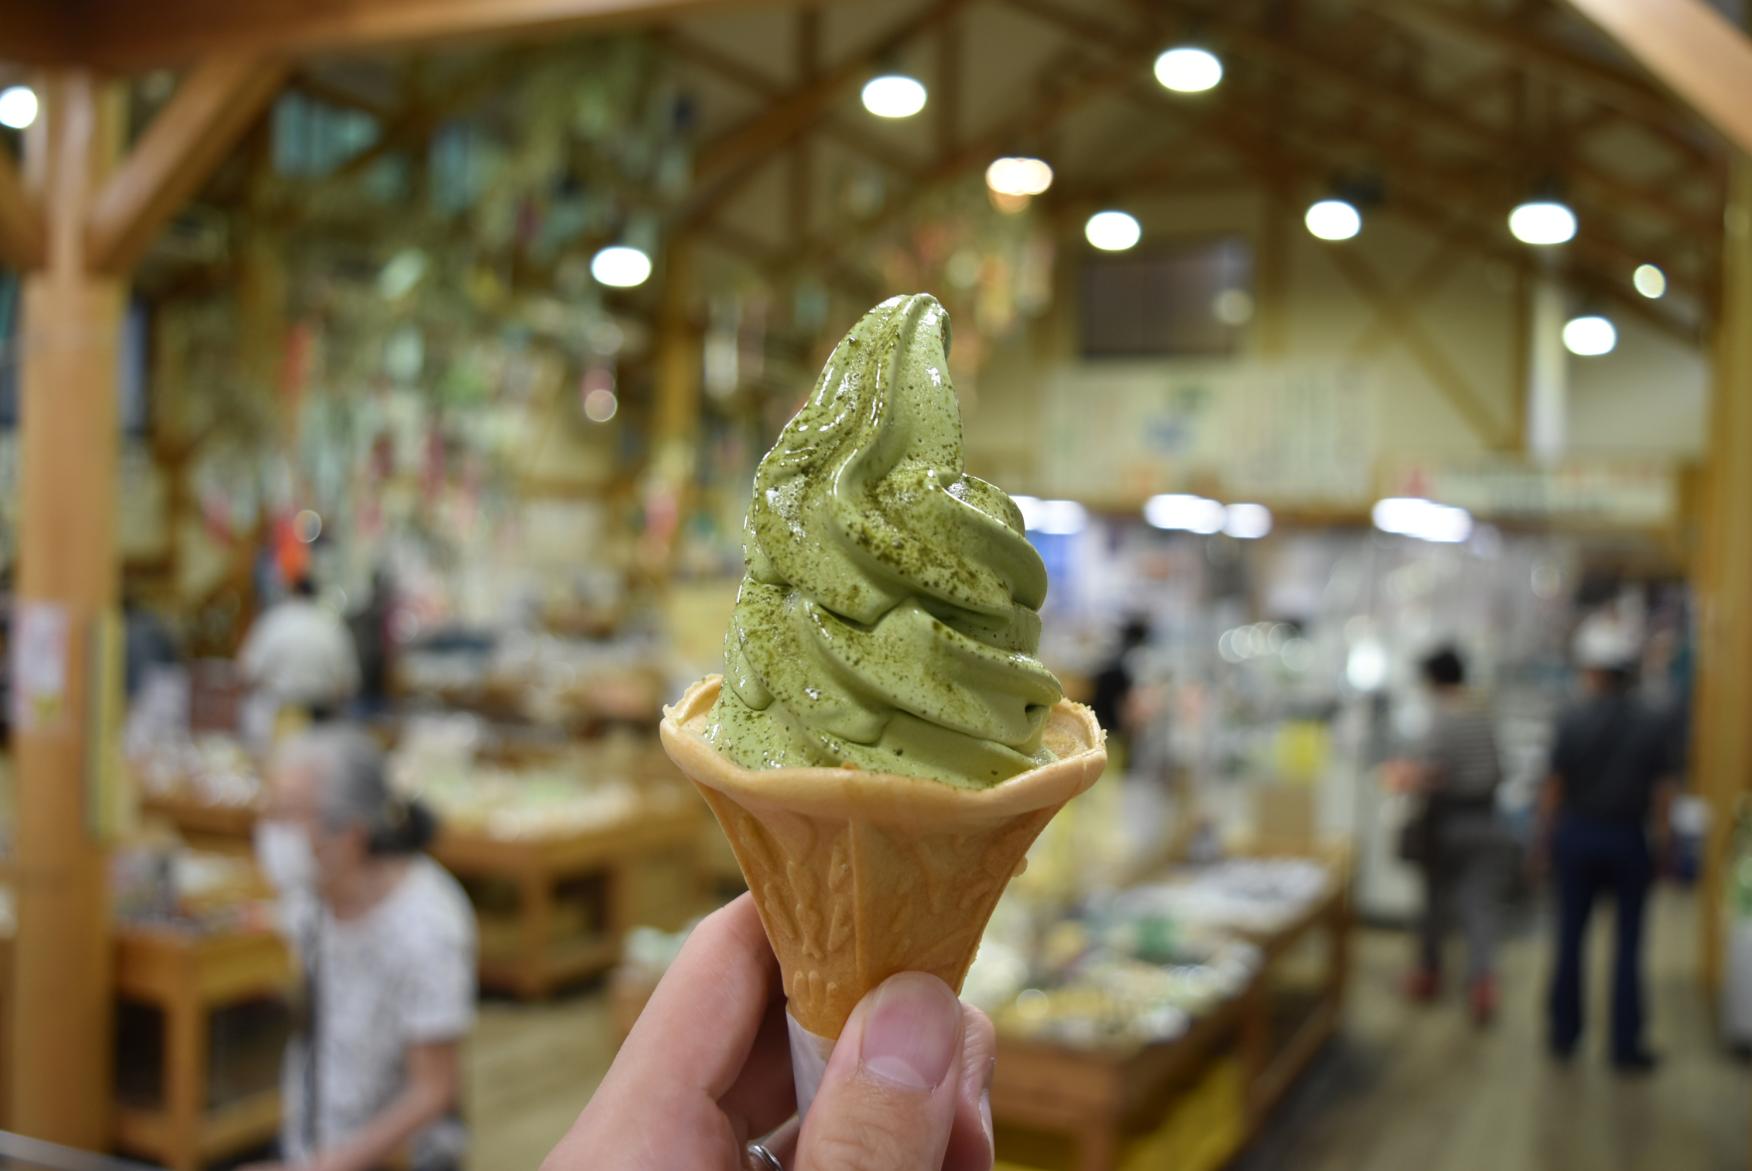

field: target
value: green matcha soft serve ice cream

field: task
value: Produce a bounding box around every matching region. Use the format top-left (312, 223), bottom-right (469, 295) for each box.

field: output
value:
top-left (704, 293), bottom-right (1063, 788)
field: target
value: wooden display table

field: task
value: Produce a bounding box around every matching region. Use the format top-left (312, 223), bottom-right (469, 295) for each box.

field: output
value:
top-left (140, 792), bottom-right (259, 855)
top-left (113, 923), bottom-right (294, 1171)
top-left (991, 876), bottom-right (1350, 1171)
top-left (432, 799), bottom-right (705, 998)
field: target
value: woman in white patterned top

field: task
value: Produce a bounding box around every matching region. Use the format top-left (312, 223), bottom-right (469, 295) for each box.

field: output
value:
top-left (244, 726), bottom-right (476, 1171)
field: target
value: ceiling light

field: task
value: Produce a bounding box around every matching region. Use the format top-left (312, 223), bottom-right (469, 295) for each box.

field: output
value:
top-left (861, 74), bottom-right (927, 119)
top-left (1144, 494), bottom-right (1226, 534)
top-left (1223, 502), bottom-right (1273, 539)
top-left (1633, 263), bottom-right (1666, 299)
top-left (1153, 46), bottom-right (1223, 93)
top-left (1013, 496), bottom-right (1087, 535)
top-left (985, 156), bottom-right (1054, 198)
top-left (1562, 313), bottom-right (1616, 357)
top-left (1372, 496), bottom-right (1473, 544)
top-left (0, 85), bottom-right (37, 130)
top-left (1508, 199), bottom-right (1576, 246)
top-left (590, 245), bottom-right (652, 288)
top-left (1304, 198), bottom-right (1361, 241)
top-left (1085, 209), bottom-right (1141, 252)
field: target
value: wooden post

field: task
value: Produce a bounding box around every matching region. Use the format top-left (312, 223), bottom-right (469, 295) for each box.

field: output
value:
top-left (1699, 156), bottom-right (1752, 994)
top-left (10, 69), bottom-right (124, 1146)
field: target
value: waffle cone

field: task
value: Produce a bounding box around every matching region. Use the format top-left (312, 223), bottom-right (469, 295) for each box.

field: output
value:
top-left (661, 675), bottom-right (1106, 1038)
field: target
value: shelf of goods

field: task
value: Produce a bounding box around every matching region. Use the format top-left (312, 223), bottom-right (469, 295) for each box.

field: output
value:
top-left (990, 871), bottom-right (1349, 1171)
top-left (112, 924), bottom-right (295, 1171)
top-left (612, 847), bottom-right (1349, 1171)
top-left (138, 757), bottom-right (711, 1001)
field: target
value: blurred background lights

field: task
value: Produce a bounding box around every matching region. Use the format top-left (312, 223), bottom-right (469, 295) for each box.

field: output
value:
top-left (1371, 496), bottom-right (1473, 544)
top-left (1085, 209), bottom-right (1141, 252)
top-left (984, 156), bottom-right (1054, 198)
top-left (1144, 494), bottom-right (1226, 534)
top-left (1153, 46), bottom-right (1223, 93)
top-left (1633, 263), bottom-right (1667, 299)
top-left (293, 509), bottom-right (323, 544)
top-left (1304, 198), bottom-right (1361, 241)
top-left (861, 74), bottom-right (927, 118)
top-left (1223, 503), bottom-right (1273, 539)
top-left (590, 245), bottom-right (652, 288)
top-left (1507, 198), bottom-right (1576, 246)
top-left (583, 387), bottom-right (619, 423)
top-left (0, 85), bottom-right (38, 130)
top-left (1562, 313), bottom-right (1617, 357)
top-left (1211, 288), bottom-right (1254, 325)
top-left (1013, 496), bottom-right (1087, 535)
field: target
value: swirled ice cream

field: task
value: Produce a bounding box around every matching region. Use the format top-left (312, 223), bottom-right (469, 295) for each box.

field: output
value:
top-left (704, 293), bottom-right (1063, 788)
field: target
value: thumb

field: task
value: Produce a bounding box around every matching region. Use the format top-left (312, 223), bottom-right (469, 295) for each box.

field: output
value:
top-left (796, 972), bottom-right (966, 1171)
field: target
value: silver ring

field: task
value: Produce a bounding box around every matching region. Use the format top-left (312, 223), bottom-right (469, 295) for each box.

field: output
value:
top-left (745, 1143), bottom-right (783, 1171)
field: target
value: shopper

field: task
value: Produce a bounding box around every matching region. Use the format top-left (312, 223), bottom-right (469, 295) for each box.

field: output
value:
top-left (348, 565), bottom-right (398, 719)
top-left (1390, 646), bottom-right (1505, 1024)
top-left (240, 575), bottom-right (361, 744)
top-left (542, 894), bottom-right (996, 1171)
top-left (1543, 620), bottom-right (1673, 1073)
top-left (245, 726), bottom-right (475, 1171)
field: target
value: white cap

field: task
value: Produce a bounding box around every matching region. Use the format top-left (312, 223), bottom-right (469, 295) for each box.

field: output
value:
top-left (1573, 615), bottom-right (1639, 670)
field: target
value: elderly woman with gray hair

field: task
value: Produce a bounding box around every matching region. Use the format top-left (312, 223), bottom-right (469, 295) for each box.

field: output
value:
top-left (243, 726), bottom-right (476, 1171)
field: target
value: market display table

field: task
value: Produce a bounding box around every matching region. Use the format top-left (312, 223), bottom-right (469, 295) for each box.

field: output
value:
top-left (140, 792), bottom-right (258, 855)
top-left (991, 876), bottom-right (1350, 1171)
top-left (432, 799), bottom-right (706, 998)
top-left (113, 924), bottom-right (294, 1171)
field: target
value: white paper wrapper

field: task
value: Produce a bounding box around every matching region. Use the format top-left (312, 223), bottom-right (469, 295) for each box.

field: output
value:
top-left (787, 1011), bottom-right (836, 1118)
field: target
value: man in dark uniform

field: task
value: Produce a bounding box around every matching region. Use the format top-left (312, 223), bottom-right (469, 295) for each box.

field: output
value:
top-left (1542, 621), bottom-right (1674, 1073)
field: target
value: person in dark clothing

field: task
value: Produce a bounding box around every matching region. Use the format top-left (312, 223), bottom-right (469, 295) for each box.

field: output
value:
top-left (1543, 621), bottom-right (1673, 1073)
top-left (348, 567), bottom-right (397, 718)
top-left (122, 587), bottom-right (181, 700)
top-left (1392, 646), bottom-right (1504, 1024)
top-left (1089, 618), bottom-right (1149, 740)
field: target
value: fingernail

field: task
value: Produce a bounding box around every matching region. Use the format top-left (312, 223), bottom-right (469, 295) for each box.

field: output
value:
top-left (859, 973), bottom-right (961, 1090)
top-left (980, 1055), bottom-right (995, 1143)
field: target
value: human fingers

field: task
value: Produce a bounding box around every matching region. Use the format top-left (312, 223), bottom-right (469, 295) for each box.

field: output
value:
top-left (606, 893), bottom-right (779, 1100)
top-left (795, 972), bottom-right (965, 1171)
top-left (717, 989), bottom-right (799, 1143)
top-left (942, 1004), bottom-right (996, 1171)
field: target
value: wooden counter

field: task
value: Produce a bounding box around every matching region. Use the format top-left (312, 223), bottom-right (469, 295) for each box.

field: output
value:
top-left (991, 876), bottom-right (1351, 1171)
top-left (431, 799), bottom-right (706, 999)
top-left (113, 923), bottom-right (295, 1171)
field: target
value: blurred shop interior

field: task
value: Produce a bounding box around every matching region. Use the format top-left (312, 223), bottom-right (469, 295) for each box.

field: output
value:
top-left (0, 0), bottom-right (1749, 1169)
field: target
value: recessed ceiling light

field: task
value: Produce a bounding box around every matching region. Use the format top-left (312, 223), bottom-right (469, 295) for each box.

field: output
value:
top-left (1304, 198), bottom-right (1362, 241)
top-left (1085, 209), bottom-right (1141, 252)
top-left (1508, 199), bottom-right (1576, 246)
top-left (861, 74), bottom-right (927, 119)
top-left (1632, 263), bottom-right (1666, 299)
top-left (590, 245), bottom-right (653, 288)
top-left (1562, 313), bottom-right (1616, 357)
top-left (1153, 46), bottom-right (1223, 94)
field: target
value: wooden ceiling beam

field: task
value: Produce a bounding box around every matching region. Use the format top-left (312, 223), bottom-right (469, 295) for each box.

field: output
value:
top-left (10, 0), bottom-right (814, 70)
top-left (690, 0), bottom-right (964, 189)
top-left (1010, 0), bottom-right (1719, 262)
top-left (665, 32), bottom-right (917, 176)
top-left (785, 46), bottom-right (1142, 278)
top-left (1563, 0), bottom-right (1752, 157)
top-left (0, 147), bottom-right (46, 269)
top-left (86, 55), bottom-right (289, 274)
top-left (1327, 240), bottom-right (1515, 450)
top-left (1361, 0), bottom-right (1712, 165)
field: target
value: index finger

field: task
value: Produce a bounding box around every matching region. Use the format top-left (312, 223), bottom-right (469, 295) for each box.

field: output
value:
top-left (607, 893), bottom-right (782, 1099)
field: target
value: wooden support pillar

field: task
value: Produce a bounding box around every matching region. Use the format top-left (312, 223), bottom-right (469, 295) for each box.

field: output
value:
top-left (10, 69), bottom-right (125, 1146)
top-left (1698, 156), bottom-right (1752, 994)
